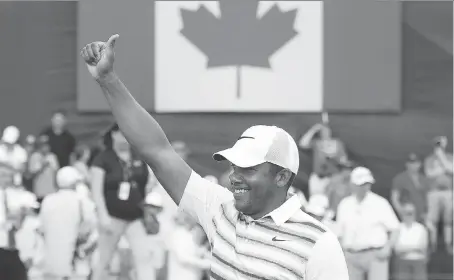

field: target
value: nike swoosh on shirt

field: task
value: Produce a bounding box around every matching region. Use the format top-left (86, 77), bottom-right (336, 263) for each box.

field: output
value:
top-left (272, 236), bottom-right (289, 242)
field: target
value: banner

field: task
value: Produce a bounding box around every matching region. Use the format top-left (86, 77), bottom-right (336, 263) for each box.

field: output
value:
top-left (78, 0), bottom-right (402, 113)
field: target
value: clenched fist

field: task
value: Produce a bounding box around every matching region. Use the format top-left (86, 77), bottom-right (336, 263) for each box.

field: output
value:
top-left (80, 34), bottom-right (119, 80)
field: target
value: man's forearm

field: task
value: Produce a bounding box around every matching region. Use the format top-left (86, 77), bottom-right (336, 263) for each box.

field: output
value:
top-left (92, 187), bottom-right (108, 216)
top-left (97, 73), bottom-right (171, 159)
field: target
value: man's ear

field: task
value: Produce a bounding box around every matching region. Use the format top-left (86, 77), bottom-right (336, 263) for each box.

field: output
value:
top-left (275, 169), bottom-right (292, 188)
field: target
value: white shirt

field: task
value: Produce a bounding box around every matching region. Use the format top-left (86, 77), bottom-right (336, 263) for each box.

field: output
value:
top-left (0, 144), bottom-right (27, 171)
top-left (394, 222), bottom-right (428, 260)
top-left (309, 173), bottom-right (330, 197)
top-left (0, 144), bottom-right (27, 186)
top-left (168, 226), bottom-right (210, 280)
top-left (0, 187), bottom-right (38, 248)
top-left (337, 192), bottom-right (400, 250)
top-left (179, 171), bottom-right (349, 280)
top-left (39, 189), bottom-right (96, 276)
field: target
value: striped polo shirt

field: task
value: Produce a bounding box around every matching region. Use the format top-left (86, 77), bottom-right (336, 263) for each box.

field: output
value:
top-left (179, 172), bottom-right (348, 280)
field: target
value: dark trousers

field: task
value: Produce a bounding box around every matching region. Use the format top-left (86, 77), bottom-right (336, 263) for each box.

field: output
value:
top-left (0, 248), bottom-right (27, 280)
top-left (392, 258), bottom-right (428, 280)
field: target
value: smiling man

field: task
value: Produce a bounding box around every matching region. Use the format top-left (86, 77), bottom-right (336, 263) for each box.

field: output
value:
top-left (80, 34), bottom-right (348, 280)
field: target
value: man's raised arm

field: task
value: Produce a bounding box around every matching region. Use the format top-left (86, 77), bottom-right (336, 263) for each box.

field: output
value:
top-left (80, 34), bottom-right (191, 204)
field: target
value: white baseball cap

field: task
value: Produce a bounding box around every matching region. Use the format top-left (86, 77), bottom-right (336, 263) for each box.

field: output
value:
top-left (144, 192), bottom-right (163, 208)
top-left (56, 166), bottom-right (83, 188)
top-left (2, 126), bottom-right (20, 144)
top-left (350, 166), bottom-right (375, 186)
top-left (306, 194), bottom-right (329, 216)
top-left (213, 125), bottom-right (299, 174)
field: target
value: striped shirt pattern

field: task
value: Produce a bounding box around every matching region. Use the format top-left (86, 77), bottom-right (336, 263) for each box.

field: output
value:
top-left (210, 201), bottom-right (326, 280)
top-left (179, 172), bottom-right (333, 280)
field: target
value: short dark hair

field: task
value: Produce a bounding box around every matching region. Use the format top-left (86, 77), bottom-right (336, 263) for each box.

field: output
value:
top-left (102, 123), bottom-right (120, 149)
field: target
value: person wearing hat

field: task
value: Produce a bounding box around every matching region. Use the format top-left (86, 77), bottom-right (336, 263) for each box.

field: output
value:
top-left (28, 135), bottom-right (60, 208)
top-left (424, 136), bottom-right (453, 253)
top-left (391, 153), bottom-right (431, 223)
top-left (0, 160), bottom-right (40, 279)
top-left (0, 126), bottom-right (28, 187)
top-left (0, 126), bottom-right (28, 172)
top-left (39, 166), bottom-right (96, 280)
top-left (81, 36), bottom-right (348, 280)
top-left (337, 166), bottom-right (400, 280)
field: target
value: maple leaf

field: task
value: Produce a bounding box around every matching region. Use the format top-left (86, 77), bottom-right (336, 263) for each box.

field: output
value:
top-left (180, 0), bottom-right (298, 99)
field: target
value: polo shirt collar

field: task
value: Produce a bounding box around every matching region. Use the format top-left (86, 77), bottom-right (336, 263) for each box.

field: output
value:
top-left (265, 195), bottom-right (303, 226)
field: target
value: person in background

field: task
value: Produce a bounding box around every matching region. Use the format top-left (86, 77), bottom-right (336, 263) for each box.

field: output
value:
top-left (167, 212), bottom-right (210, 280)
top-left (298, 118), bottom-right (348, 197)
top-left (153, 141), bottom-right (189, 244)
top-left (424, 136), bottom-right (453, 253)
top-left (325, 159), bottom-right (353, 216)
top-left (28, 135), bottom-right (59, 207)
top-left (41, 110), bottom-right (76, 167)
top-left (139, 191), bottom-right (166, 280)
top-left (391, 153), bottom-right (431, 223)
top-left (305, 194), bottom-right (337, 234)
top-left (392, 202), bottom-right (429, 280)
top-left (90, 124), bottom-right (152, 280)
top-left (0, 162), bottom-right (38, 280)
top-left (23, 135), bottom-right (36, 157)
top-left (337, 167), bottom-right (400, 280)
top-left (72, 145), bottom-right (92, 183)
top-left (39, 166), bottom-right (96, 280)
top-left (22, 135), bottom-right (36, 192)
top-left (0, 126), bottom-right (28, 186)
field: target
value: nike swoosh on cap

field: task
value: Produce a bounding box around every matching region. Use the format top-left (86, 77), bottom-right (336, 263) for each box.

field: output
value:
top-left (238, 136), bottom-right (255, 140)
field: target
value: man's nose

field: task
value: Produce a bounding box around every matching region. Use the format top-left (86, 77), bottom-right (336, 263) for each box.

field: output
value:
top-left (229, 172), bottom-right (242, 185)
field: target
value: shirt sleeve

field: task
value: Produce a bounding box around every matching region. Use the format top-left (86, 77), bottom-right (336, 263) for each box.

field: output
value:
top-left (381, 200), bottom-right (400, 232)
top-left (178, 171), bottom-right (232, 240)
top-left (306, 232), bottom-right (349, 280)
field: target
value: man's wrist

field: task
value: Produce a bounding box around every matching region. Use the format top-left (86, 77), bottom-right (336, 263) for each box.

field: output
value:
top-left (96, 71), bottom-right (118, 85)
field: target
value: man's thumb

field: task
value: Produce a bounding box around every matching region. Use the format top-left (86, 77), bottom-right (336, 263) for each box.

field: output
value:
top-left (106, 34), bottom-right (119, 49)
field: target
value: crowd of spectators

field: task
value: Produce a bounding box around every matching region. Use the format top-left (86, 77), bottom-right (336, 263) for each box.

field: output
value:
top-left (0, 111), bottom-right (451, 280)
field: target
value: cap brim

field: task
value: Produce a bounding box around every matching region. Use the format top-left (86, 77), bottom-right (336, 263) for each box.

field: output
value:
top-left (352, 178), bottom-right (375, 185)
top-left (213, 148), bottom-right (266, 168)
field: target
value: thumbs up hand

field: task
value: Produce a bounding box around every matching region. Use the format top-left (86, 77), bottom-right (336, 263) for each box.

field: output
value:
top-left (80, 34), bottom-right (119, 81)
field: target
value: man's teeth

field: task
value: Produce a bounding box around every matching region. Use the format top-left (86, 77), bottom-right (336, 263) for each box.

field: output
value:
top-left (234, 189), bottom-right (249, 194)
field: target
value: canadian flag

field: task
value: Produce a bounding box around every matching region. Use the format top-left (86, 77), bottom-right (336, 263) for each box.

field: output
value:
top-left (78, 0), bottom-right (401, 113)
top-left (155, 1), bottom-right (323, 112)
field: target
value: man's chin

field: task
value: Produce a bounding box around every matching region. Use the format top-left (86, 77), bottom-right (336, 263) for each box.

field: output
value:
top-left (234, 200), bottom-right (248, 212)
